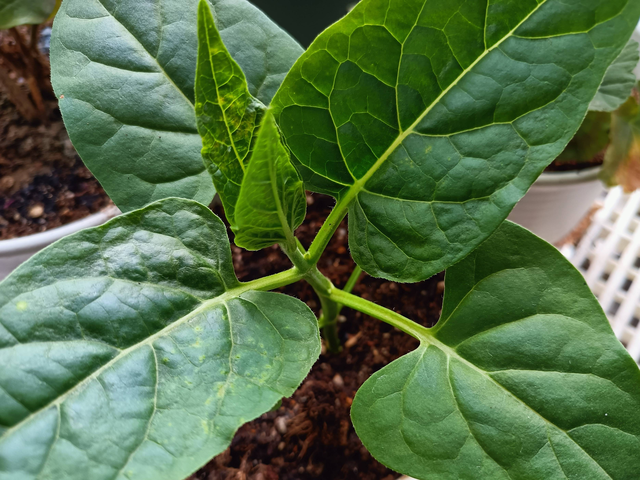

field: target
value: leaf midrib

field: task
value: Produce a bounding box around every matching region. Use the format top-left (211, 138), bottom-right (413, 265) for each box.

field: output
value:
top-left (0, 281), bottom-right (261, 445)
top-left (419, 337), bottom-right (615, 479)
top-left (335, 0), bottom-right (550, 208)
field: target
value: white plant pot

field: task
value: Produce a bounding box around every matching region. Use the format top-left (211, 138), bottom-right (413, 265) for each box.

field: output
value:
top-left (507, 167), bottom-right (605, 244)
top-left (0, 206), bottom-right (120, 280)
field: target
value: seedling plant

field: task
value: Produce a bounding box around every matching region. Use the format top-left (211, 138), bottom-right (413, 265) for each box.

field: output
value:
top-left (0, 0), bottom-right (59, 121)
top-left (2, 0), bottom-right (640, 479)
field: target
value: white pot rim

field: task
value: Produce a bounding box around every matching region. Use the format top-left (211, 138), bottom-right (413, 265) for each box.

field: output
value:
top-left (0, 206), bottom-right (120, 256)
top-left (536, 165), bottom-right (602, 186)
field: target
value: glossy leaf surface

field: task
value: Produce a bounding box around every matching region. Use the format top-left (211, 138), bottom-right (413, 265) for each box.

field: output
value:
top-left (272, 0), bottom-right (640, 282)
top-left (50, 0), bottom-right (302, 212)
top-left (0, 0), bottom-right (56, 29)
top-left (196, 0), bottom-right (265, 227)
top-left (352, 221), bottom-right (640, 480)
top-left (590, 37), bottom-right (639, 112)
top-left (234, 111), bottom-right (306, 251)
top-left (0, 198), bottom-right (320, 480)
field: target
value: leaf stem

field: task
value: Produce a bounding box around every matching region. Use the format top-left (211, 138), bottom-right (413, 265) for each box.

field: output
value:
top-left (240, 267), bottom-right (304, 292)
top-left (329, 289), bottom-right (430, 341)
top-left (306, 199), bottom-right (349, 265)
top-left (281, 242), bottom-right (342, 352)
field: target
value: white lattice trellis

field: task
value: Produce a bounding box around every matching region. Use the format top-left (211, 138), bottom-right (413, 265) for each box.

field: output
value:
top-left (568, 187), bottom-right (640, 361)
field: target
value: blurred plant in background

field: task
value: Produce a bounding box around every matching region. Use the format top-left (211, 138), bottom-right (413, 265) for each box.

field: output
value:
top-left (555, 34), bottom-right (640, 191)
top-left (0, 0), bottom-right (59, 121)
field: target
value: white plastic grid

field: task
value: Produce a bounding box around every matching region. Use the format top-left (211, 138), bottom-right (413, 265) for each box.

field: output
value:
top-left (569, 187), bottom-right (640, 361)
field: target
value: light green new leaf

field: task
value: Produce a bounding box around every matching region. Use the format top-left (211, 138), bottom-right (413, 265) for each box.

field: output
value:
top-left (0, 0), bottom-right (56, 29)
top-left (590, 37), bottom-right (640, 112)
top-left (0, 198), bottom-right (320, 480)
top-left (196, 0), bottom-right (265, 227)
top-left (234, 111), bottom-right (306, 251)
top-left (272, 0), bottom-right (640, 283)
top-left (352, 221), bottom-right (640, 480)
top-left (50, 0), bottom-right (303, 213)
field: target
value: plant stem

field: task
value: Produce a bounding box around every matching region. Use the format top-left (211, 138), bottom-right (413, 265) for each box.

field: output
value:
top-left (337, 265), bottom-right (363, 306)
top-left (329, 289), bottom-right (430, 341)
top-left (241, 267), bottom-right (304, 292)
top-left (281, 242), bottom-right (342, 352)
top-left (306, 200), bottom-right (349, 265)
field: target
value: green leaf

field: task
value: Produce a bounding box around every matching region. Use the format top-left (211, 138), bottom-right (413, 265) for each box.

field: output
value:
top-left (195, 0), bottom-right (265, 227)
top-left (0, 198), bottom-right (320, 480)
top-left (234, 110), bottom-right (307, 251)
top-left (271, 0), bottom-right (640, 283)
top-left (590, 38), bottom-right (640, 112)
top-left (50, 0), bottom-right (303, 213)
top-left (0, 0), bottom-right (56, 29)
top-left (352, 221), bottom-right (640, 480)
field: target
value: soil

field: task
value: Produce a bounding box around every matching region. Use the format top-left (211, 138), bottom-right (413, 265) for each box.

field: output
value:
top-left (189, 194), bottom-right (444, 480)
top-left (545, 150), bottom-right (605, 172)
top-left (0, 90), bottom-right (111, 240)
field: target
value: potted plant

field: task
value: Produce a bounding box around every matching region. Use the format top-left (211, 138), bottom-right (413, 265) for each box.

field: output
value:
top-left (509, 30), bottom-right (640, 244)
top-left (2, 0), bottom-right (640, 479)
top-left (0, 0), bottom-right (118, 279)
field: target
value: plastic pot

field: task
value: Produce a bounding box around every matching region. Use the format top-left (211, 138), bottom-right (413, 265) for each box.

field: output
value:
top-left (0, 206), bottom-right (120, 280)
top-left (507, 166), bottom-right (605, 244)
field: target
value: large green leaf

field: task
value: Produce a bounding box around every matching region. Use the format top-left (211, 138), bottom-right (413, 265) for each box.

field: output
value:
top-left (590, 37), bottom-right (639, 112)
top-left (272, 0), bottom-right (640, 283)
top-left (0, 198), bottom-right (320, 480)
top-left (195, 0), bottom-right (265, 227)
top-left (234, 110), bottom-right (307, 251)
top-left (0, 0), bottom-right (56, 29)
top-left (50, 0), bottom-right (303, 212)
top-left (352, 221), bottom-right (640, 480)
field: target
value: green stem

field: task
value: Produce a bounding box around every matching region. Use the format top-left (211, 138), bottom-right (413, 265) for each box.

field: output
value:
top-left (306, 200), bottom-right (349, 265)
top-left (281, 242), bottom-right (342, 352)
top-left (337, 265), bottom-right (363, 308)
top-left (329, 289), bottom-right (430, 341)
top-left (240, 267), bottom-right (304, 292)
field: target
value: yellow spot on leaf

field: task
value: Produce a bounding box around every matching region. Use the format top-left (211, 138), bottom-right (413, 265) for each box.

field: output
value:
top-left (16, 301), bottom-right (28, 311)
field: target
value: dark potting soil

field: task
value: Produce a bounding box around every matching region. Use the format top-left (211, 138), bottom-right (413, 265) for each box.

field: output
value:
top-left (0, 91), bottom-right (111, 240)
top-left (190, 194), bottom-right (444, 480)
top-left (545, 151), bottom-right (605, 172)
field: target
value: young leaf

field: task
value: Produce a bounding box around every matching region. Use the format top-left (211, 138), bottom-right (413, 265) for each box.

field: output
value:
top-left (196, 0), bottom-right (265, 227)
top-left (271, 0), bottom-right (640, 283)
top-left (234, 111), bottom-right (307, 251)
top-left (0, 198), bottom-right (320, 480)
top-left (50, 0), bottom-right (303, 213)
top-left (0, 0), bottom-right (56, 29)
top-left (352, 221), bottom-right (640, 480)
top-left (590, 37), bottom-right (640, 112)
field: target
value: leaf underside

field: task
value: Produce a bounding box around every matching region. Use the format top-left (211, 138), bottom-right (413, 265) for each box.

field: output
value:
top-left (0, 198), bottom-right (320, 480)
top-left (195, 0), bottom-right (265, 227)
top-left (590, 37), bottom-right (640, 112)
top-left (352, 221), bottom-right (640, 480)
top-left (50, 0), bottom-right (303, 212)
top-left (272, 0), bottom-right (640, 283)
top-left (234, 110), bottom-right (307, 250)
top-left (0, 0), bottom-right (56, 29)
